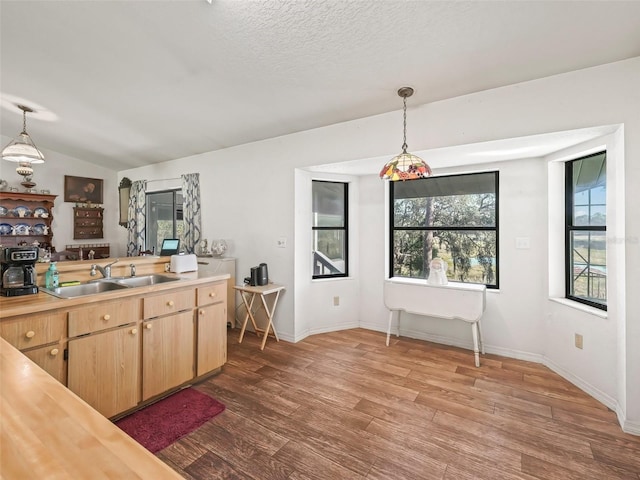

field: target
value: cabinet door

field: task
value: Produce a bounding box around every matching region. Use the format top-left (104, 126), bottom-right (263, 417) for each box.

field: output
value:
top-left (196, 302), bottom-right (227, 376)
top-left (142, 311), bottom-right (194, 400)
top-left (67, 326), bottom-right (140, 418)
top-left (22, 343), bottom-right (67, 385)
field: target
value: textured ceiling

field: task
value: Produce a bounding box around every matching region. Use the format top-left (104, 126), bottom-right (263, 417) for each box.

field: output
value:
top-left (1, 0), bottom-right (640, 171)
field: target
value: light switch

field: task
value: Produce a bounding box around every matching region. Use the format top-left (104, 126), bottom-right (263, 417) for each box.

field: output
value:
top-left (515, 237), bottom-right (530, 249)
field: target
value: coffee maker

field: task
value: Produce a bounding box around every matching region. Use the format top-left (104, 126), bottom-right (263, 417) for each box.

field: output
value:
top-left (1, 246), bottom-right (39, 297)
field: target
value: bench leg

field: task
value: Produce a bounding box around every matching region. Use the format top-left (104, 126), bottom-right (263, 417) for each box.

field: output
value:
top-left (471, 322), bottom-right (480, 367)
top-left (386, 310), bottom-right (393, 346)
top-left (477, 319), bottom-right (485, 355)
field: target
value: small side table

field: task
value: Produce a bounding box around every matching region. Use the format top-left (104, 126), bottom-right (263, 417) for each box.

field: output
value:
top-left (233, 283), bottom-right (285, 350)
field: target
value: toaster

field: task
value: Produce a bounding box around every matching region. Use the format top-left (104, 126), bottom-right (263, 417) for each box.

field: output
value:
top-left (170, 254), bottom-right (198, 273)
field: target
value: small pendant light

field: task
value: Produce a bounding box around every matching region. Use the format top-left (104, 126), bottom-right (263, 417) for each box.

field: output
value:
top-left (380, 87), bottom-right (431, 181)
top-left (2, 104), bottom-right (45, 164)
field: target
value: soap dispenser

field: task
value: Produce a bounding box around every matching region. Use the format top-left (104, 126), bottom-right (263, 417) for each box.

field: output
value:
top-left (45, 262), bottom-right (59, 289)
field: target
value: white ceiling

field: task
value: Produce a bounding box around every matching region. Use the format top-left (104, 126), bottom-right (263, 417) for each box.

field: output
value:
top-left (1, 0), bottom-right (640, 172)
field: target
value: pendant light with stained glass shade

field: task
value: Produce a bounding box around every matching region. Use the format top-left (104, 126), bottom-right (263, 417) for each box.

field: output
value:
top-left (379, 87), bottom-right (431, 181)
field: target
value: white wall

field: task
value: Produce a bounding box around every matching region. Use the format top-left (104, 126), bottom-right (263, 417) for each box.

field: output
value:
top-left (0, 137), bottom-right (120, 255)
top-left (118, 57), bottom-right (639, 432)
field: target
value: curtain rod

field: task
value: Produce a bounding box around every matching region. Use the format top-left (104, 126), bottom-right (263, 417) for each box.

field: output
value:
top-left (146, 177), bottom-right (182, 183)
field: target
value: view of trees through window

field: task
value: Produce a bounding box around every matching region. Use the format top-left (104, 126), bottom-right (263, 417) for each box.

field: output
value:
top-left (566, 151), bottom-right (606, 310)
top-left (391, 172), bottom-right (498, 287)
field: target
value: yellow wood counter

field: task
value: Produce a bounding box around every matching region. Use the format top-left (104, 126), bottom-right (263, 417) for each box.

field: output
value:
top-left (0, 337), bottom-right (184, 479)
top-left (0, 271), bottom-right (230, 319)
top-left (0, 269), bottom-right (231, 479)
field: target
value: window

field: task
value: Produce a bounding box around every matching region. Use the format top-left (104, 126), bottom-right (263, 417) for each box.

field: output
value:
top-left (146, 190), bottom-right (183, 254)
top-left (312, 181), bottom-right (348, 279)
top-left (390, 171), bottom-right (499, 287)
top-left (565, 152), bottom-right (606, 310)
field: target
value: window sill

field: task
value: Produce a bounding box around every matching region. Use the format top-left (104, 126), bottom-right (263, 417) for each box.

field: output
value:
top-left (312, 276), bottom-right (353, 283)
top-left (548, 297), bottom-right (608, 319)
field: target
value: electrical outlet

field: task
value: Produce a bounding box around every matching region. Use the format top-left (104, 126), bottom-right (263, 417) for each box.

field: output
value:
top-left (333, 296), bottom-right (340, 306)
top-left (575, 333), bottom-right (583, 349)
top-left (277, 237), bottom-right (287, 248)
top-left (164, 263), bottom-right (170, 272)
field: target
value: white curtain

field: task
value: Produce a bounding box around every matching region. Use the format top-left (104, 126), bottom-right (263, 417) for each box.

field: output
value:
top-left (181, 173), bottom-right (202, 254)
top-left (127, 180), bottom-right (147, 256)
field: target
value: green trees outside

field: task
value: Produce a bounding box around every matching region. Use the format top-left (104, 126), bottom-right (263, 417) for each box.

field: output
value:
top-left (393, 193), bottom-right (497, 285)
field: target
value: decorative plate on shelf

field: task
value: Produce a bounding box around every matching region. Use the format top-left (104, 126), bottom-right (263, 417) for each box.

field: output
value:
top-left (0, 206), bottom-right (8, 217)
top-left (13, 223), bottom-right (31, 235)
top-left (33, 207), bottom-right (49, 218)
top-left (13, 206), bottom-right (32, 218)
top-left (32, 224), bottom-right (47, 235)
top-left (0, 223), bottom-right (12, 235)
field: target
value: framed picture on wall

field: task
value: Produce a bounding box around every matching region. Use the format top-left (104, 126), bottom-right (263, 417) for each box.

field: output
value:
top-left (64, 175), bottom-right (104, 204)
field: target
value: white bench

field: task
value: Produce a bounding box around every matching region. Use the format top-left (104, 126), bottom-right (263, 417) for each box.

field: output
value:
top-left (383, 278), bottom-right (487, 367)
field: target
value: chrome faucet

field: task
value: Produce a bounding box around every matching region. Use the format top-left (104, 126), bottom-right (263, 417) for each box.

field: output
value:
top-left (129, 263), bottom-right (136, 277)
top-left (90, 258), bottom-right (119, 279)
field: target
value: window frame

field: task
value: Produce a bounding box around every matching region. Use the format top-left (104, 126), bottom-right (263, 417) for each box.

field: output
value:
top-left (389, 171), bottom-right (499, 288)
top-left (312, 180), bottom-right (349, 280)
top-left (145, 189), bottom-right (183, 254)
top-left (564, 151), bottom-right (607, 311)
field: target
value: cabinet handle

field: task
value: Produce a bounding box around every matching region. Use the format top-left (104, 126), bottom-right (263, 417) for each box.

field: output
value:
top-left (146, 323), bottom-right (152, 330)
top-left (103, 314), bottom-right (111, 321)
top-left (209, 292), bottom-right (216, 298)
top-left (167, 300), bottom-right (174, 307)
top-left (199, 309), bottom-right (205, 315)
top-left (130, 328), bottom-right (138, 335)
top-left (50, 348), bottom-right (59, 356)
top-left (25, 330), bottom-right (35, 339)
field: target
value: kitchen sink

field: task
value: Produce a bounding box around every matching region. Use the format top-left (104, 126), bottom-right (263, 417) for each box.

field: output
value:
top-left (113, 274), bottom-right (180, 287)
top-left (41, 274), bottom-right (180, 298)
top-left (42, 281), bottom-right (130, 299)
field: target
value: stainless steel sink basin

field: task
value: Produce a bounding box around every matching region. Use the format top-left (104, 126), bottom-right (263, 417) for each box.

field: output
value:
top-left (113, 274), bottom-right (180, 288)
top-left (42, 281), bottom-right (130, 299)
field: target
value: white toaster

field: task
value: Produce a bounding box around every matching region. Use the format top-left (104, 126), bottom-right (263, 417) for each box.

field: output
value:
top-left (170, 254), bottom-right (198, 273)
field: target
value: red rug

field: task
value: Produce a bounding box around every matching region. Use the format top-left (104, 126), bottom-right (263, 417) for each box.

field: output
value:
top-left (115, 388), bottom-right (225, 453)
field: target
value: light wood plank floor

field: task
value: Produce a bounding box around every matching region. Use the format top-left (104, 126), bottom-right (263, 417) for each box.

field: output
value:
top-left (157, 328), bottom-right (640, 479)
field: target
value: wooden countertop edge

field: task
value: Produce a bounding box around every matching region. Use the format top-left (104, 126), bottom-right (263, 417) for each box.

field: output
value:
top-left (0, 272), bottom-right (230, 319)
top-left (0, 337), bottom-right (184, 479)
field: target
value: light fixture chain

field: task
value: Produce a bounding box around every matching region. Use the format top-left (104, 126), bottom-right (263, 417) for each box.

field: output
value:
top-left (402, 96), bottom-right (408, 153)
top-left (22, 109), bottom-right (27, 134)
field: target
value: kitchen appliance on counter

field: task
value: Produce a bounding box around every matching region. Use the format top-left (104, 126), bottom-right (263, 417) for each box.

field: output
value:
top-left (244, 263), bottom-right (268, 286)
top-left (1, 246), bottom-right (39, 297)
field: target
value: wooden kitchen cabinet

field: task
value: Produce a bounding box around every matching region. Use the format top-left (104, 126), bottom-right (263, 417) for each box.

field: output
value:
top-left (67, 324), bottom-right (140, 418)
top-left (0, 310), bottom-right (66, 351)
top-left (73, 206), bottom-right (104, 239)
top-left (196, 282), bottom-right (227, 376)
top-left (142, 310), bottom-right (194, 400)
top-left (0, 191), bottom-right (56, 249)
top-left (68, 298), bottom-right (138, 337)
top-left (0, 310), bottom-right (67, 384)
top-left (23, 343), bottom-right (67, 385)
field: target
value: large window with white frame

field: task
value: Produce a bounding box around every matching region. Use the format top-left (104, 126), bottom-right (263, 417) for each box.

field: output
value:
top-left (565, 151), bottom-right (607, 310)
top-left (312, 180), bottom-right (348, 279)
top-left (390, 171), bottom-right (499, 287)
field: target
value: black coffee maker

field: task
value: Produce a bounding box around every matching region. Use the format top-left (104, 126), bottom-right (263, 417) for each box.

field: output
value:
top-left (245, 263), bottom-right (269, 286)
top-left (1, 246), bottom-right (39, 297)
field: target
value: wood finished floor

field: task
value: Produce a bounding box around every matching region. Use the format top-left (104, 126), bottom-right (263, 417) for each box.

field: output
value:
top-left (156, 328), bottom-right (640, 480)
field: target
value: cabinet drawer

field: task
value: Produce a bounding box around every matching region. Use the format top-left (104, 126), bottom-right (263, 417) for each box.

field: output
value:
top-left (1, 312), bottom-right (66, 350)
top-left (143, 288), bottom-right (195, 319)
top-left (197, 281), bottom-right (226, 306)
top-left (69, 298), bottom-right (139, 337)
